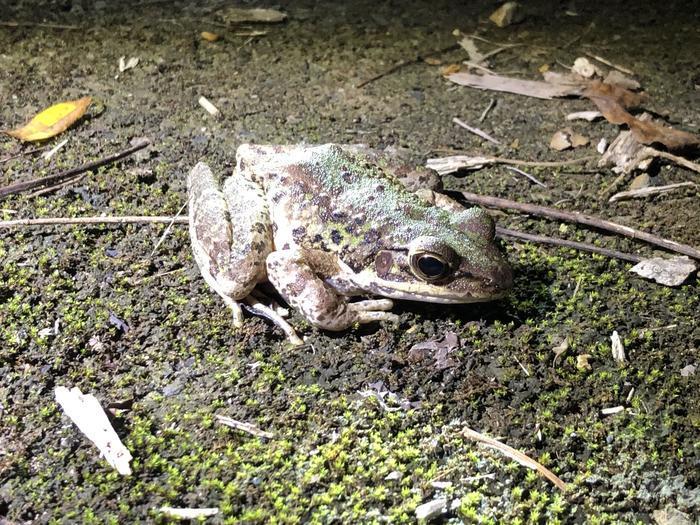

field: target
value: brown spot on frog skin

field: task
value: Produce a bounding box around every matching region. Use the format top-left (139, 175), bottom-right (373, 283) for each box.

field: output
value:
top-left (375, 250), bottom-right (393, 278)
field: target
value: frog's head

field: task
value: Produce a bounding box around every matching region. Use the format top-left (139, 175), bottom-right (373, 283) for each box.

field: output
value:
top-left (354, 207), bottom-right (512, 304)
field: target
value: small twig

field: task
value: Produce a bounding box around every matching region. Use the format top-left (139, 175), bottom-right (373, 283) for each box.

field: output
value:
top-left (648, 148), bottom-right (700, 174)
top-left (356, 43), bottom-right (459, 88)
top-left (496, 226), bottom-right (642, 263)
top-left (478, 99), bottom-right (496, 123)
top-left (463, 192), bottom-right (700, 260)
top-left (584, 52), bottom-right (634, 75)
top-left (0, 21), bottom-right (79, 29)
top-left (27, 174), bottom-right (85, 198)
top-left (0, 215), bottom-right (187, 228)
top-left (150, 200), bottom-right (190, 257)
top-left (426, 153), bottom-right (597, 176)
top-left (0, 139), bottom-right (151, 199)
top-left (0, 145), bottom-right (50, 163)
top-left (452, 117), bottom-right (501, 145)
top-left (504, 166), bottom-right (547, 188)
top-left (462, 426), bottom-right (567, 491)
top-left (609, 182), bottom-right (696, 203)
top-left (216, 415), bottom-right (274, 439)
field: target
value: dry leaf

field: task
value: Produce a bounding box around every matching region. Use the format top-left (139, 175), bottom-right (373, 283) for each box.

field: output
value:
top-left (585, 82), bottom-right (700, 151)
top-left (6, 96), bottom-right (91, 142)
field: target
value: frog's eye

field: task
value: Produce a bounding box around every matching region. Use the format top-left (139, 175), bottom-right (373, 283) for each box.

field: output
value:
top-left (408, 236), bottom-right (458, 282)
top-left (410, 252), bottom-right (451, 282)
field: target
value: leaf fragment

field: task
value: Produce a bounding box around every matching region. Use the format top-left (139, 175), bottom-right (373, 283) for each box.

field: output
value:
top-left (6, 96), bottom-right (92, 142)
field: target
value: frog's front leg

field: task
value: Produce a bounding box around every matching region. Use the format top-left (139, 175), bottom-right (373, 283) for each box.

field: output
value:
top-left (266, 248), bottom-right (399, 331)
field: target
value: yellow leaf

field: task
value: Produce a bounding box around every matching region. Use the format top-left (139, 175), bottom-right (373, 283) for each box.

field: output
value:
top-left (6, 96), bottom-right (92, 142)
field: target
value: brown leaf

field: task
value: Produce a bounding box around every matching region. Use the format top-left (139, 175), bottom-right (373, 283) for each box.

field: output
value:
top-left (584, 83), bottom-right (700, 152)
top-left (6, 97), bottom-right (91, 142)
top-left (584, 80), bottom-right (646, 109)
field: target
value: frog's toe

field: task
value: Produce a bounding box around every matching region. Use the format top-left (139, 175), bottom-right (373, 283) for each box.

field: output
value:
top-left (244, 296), bottom-right (304, 346)
top-left (356, 311), bottom-right (400, 325)
top-left (349, 299), bottom-right (394, 312)
top-left (221, 296), bottom-right (244, 327)
top-left (349, 299), bottom-right (398, 325)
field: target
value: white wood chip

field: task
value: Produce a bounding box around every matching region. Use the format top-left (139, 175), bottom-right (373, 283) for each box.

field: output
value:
top-left (118, 56), bottom-right (139, 72)
top-left (198, 96), bottom-right (221, 117)
top-left (611, 330), bottom-right (626, 363)
top-left (601, 406), bottom-right (625, 415)
top-left (566, 110), bottom-right (603, 122)
top-left (159, 507), bottom-right (219, 520)
top-left (42, 138), bottom-right (69, 160)
top-left (630, 256), bottom-right (698, 287)
top-left (55, 386), bottom-right (133, 475)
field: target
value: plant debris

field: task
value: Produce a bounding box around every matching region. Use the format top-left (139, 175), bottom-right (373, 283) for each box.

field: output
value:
top-left (611, 330), bottom-right (626, 363)
top-left (630, 256), bottom-right (698, 286)
top-left (54, 386), bottom-right (133, 475)
top-left (159, 507), bottom-right (219, 520)
top-left (5, 96), bottom-right (91, 142)
top-left (216, 7), bottom-right (287, 24)
top-left (489, 2), bottom-right (524, 28)
top-left (609, 182), bottom-right (696, 203)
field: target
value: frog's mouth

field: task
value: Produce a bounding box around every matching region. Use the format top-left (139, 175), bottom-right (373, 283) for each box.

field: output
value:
top-left (352, 271), bottom-right (512, 304)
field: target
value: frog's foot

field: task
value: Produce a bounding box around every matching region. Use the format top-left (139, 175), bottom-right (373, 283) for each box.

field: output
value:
top-left (243, 296), bottom-right (304, 346)
top-left (221, 295), bottom-right (244, 327)
top-left (267, 248), bottom-right (398, 331)
top-left (348, 299), bottom-right (400, 325)
top-left (250, 289), bottom-right (290, 318)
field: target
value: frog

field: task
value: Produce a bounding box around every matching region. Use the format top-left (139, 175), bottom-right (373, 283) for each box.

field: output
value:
top-left (188, 143), bottom-right (512, 345)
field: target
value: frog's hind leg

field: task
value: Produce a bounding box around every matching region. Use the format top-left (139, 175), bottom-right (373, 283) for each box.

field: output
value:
top-left (188, 162), bottom-right (273, 327)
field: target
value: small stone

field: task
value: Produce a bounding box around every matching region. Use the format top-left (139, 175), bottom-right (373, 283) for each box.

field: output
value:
top-left (629, 173), bottom-right (651, 190)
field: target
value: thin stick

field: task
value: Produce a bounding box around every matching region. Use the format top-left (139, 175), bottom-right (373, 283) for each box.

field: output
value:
top-left (28, 174), bottom-right (85, 198)
top-left (648, 148), bottom-right (700, 174)
top-left (0, 21), bottom-right (79, 29)
top-left (584, 52), bottom-right (634, 75)
top-left (504, 166), bottom-right (547, 188)
top-left (0, 215), bottom-right (187, 228)
top-left (356, 43), bottom-right (459, 88)
top-left (0, 145), bottom-right (50, 163)
top-left (463, 192), bottom-right (700, 260)
top-left (150, 200), bottom-right (189, 257)
top-left (478, 99), bottom-right (496, 122)
top-left (496, 226), bottom-right (642, 263)
top-left (0, 139), bottom-right (151, 199)
top-left (462, 426), bottom-right (567, 491)
top-left (452, 117), bottom-right (501, 145)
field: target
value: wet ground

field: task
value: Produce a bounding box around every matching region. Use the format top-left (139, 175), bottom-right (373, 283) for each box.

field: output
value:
top-left (1, 0), bottom-right (699, 523)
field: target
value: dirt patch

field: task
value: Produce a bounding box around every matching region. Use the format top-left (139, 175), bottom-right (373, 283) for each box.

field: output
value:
top-left (1, 0), bottom-right (698, 523)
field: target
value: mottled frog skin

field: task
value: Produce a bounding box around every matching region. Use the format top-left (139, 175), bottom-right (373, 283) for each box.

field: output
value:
top-left (188, 144), bottom-right (512, 344)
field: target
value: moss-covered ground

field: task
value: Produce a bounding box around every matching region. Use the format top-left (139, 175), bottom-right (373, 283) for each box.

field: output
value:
top-left (1, 0), bottom-right (698, 523)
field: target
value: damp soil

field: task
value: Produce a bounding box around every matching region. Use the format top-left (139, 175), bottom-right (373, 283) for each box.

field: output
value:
top-left (1, 0), bottom-right (699, 523)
